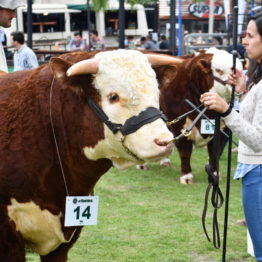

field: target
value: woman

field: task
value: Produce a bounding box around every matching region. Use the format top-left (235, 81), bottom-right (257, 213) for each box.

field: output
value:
top-left (200, 12), bottom-right (262, 261)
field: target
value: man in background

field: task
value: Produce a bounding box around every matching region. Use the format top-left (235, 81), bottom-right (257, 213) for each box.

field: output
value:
top-left (68, 32), bottom-right (85, 51)
top-left (11, 31), bottom-right (38, 71)
top-left (139, 35), bottom-right (158, 51)
top-left (90, 30), bottom-right (105, 50)
top-left (0, 0), bottom-right (25, 72)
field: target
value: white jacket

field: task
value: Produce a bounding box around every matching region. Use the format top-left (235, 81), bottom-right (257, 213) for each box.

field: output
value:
top-left (224, 79), bottom-right (262, 164)
top-left (0, 42), bottom-right (7, 72)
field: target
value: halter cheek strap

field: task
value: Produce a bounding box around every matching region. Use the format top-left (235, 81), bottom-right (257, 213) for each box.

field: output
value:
top-left (87, 97), bottom-right (167, 136)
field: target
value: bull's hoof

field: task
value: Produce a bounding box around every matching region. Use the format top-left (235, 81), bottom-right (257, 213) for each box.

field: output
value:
top-left (160, 158), bottom-right (171, 167)
top-left (180, 173), bottom-right (194, 184)
top-left (136, 163), bottom-right (149, 170)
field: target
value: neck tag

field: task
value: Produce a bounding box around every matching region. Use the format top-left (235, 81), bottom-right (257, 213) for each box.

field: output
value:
top-left (64, 196), bottom-right (99, 227)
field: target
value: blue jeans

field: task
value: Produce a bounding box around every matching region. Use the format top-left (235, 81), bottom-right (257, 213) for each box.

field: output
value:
top-left (242, 165), bottom-right (262, 262)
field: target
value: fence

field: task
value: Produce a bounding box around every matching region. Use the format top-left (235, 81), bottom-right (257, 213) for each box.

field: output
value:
top-left (184, 33), bottom-right (229, 54)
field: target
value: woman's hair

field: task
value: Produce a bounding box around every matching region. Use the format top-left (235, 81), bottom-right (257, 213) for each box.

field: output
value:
top-left (248, 11), bottom-right (262, 84)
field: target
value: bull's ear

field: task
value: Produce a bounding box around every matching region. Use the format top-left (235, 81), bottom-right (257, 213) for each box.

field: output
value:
top-left (198, 59), bottom-right (212, 74)
top-left (49, 57), bottom-right (73, 81)
top-left (153, 65), bottom-right (178, 89)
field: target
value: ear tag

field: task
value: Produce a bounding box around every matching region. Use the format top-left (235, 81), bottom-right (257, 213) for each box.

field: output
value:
top-left (64, 196), bottom-right (99, 227)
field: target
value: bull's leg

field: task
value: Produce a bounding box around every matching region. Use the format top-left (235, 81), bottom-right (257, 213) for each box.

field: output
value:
top-left (175, 139), bottom-right (193, 184)
top-left (0, 215), bottom-right (25, 262)
top-left (160, 158), bottom-right (171, 167)
top-left (40, 248), bottom-right (68, 262)
top-left (40, 229), bottom-right (81, 262)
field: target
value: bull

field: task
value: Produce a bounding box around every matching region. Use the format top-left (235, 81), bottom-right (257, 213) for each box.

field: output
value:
top-left (139, 48), bottom-right (243, 184)
top-left (0, 50), bottom-right (177, 261)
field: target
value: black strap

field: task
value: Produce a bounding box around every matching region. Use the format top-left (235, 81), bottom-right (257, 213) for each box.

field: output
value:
top-left (87, 97), bottom-right (167, 136)
top-left (202, 113), bottom-right (224, 249)
top-left (121, 107), bottom-right (167, 136)
top-left (87, 97), bottom-right (122, 134)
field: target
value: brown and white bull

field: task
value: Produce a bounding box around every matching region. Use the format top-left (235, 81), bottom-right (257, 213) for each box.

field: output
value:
top-left (0, 50), bottom-right (177, 261)
top-left (141, 48), bottom-right (242, 184)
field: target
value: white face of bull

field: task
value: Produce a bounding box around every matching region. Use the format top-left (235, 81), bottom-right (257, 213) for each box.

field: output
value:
top-left (81, 50), bottom-right (174, 169)
top-left (207, 47), bottom-right (243, 101)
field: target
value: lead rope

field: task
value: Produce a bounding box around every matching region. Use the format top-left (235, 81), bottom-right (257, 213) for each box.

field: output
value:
top-left (49, 77), bottom-right (77, 241)
top-left (202, 113), bottom-right (224, 249)
top-left (49, 77), bottom-right (69, 196)
top-left (222, 6), bottom-right (238, 262)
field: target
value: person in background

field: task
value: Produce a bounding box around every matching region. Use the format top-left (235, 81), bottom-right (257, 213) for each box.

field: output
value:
top-left (90, 29), bottom-right (105, 50)
top-left (200, 11), bottom-right (262, 261)
top-left (11, 31), bottom-right (38, 71)
top-left (158, 34), bottom-right (170, 50)
top-left (139, 35), bottom-right (158, 51)
top-left (68, 32), bottom-right (85, 51)
top-left (0, 0), bottom-right (25, 72)
top-left (124, 35), bottom-right (136, 49)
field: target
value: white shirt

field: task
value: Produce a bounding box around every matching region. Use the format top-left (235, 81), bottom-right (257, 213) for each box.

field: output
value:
top-left (0, 28), bottom-right (7, 72)
top-left (13, 44), bottom-right (38, 71)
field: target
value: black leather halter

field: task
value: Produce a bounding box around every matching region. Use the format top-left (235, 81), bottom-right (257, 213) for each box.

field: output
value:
top-left (87, 97), bottom-right (168, 161)
top-left (213, 75), bottom-right (228, 86)
top-left (87, 97), bottom-right (167, 136)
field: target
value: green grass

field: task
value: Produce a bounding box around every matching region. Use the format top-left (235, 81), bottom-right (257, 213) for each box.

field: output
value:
top-left (26, 146), bottom-right (256, 262)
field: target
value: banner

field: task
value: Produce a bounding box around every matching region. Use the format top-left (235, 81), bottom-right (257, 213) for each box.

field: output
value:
top-left (223, 0), bottom-right (230, 29)
top-left (238, 0), bottom-right (247, 34)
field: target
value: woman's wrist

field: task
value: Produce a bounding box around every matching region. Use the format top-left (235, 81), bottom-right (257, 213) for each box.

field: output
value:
top-left (219, 105), bottom-right (232, 117)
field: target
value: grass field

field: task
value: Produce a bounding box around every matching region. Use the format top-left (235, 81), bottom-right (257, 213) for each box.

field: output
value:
top-left (26, 146), bottom-right (256, 262)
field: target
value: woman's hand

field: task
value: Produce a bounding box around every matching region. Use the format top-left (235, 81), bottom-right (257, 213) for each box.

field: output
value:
top-left (228, 68), bottom-right (246, 93)
top-left (200, 92), bottom-right (229, 113)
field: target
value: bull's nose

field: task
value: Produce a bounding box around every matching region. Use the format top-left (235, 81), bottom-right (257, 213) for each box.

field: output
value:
top-left (154, 134), bottom-right (174, 148)
top-left (154, 138), bottom-right (169, 147)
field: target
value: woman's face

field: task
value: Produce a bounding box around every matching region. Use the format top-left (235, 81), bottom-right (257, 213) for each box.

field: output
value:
top-left (243, 20), bottom-right (262, 62)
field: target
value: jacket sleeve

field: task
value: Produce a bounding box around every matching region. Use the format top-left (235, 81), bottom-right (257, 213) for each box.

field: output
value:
top-left (223, 89), bottom-right (262, 153)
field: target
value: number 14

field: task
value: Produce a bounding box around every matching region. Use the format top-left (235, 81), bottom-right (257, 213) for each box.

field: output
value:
top-left (74, 206), bottom-right (91, 220)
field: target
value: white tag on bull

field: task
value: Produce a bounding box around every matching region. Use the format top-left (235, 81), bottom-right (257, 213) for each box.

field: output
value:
top-left (200, 119), bottom-right (215, 134)
top-left (64, 196), bottom-right (99, 227)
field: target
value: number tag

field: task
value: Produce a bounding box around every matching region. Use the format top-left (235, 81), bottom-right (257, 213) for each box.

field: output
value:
top-left (64, 196), bottom-right (99, 227)
top-left (200, 119), bottom-right (215, 134)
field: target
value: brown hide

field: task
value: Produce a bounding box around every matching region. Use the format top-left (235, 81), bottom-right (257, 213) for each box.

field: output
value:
top-left (0, 54), bottom-right (112, 261)
top-left (155, 53), bottom-right (217, 177)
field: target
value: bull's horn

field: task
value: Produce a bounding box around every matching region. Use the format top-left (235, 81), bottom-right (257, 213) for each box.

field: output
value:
top-left (67, 58), bottom-right (99, 77)
top-left (146, 54), bottom-right (183, 66)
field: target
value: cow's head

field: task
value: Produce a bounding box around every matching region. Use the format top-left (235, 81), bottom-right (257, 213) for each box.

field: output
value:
top-left (51, 50), bottom-right (176, 169)
top-left (207, 47), bottom-right (243, 101)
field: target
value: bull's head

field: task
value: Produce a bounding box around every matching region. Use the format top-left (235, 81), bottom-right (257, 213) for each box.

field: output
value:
top-left (207, 47), bottom-right (243, 101)
top-left (50, 50), bottom-right (179, 169)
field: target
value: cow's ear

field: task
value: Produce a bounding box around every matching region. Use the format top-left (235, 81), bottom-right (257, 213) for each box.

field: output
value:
top-left (198, 59), bottom-right (211, 74)
top-left (49, 58), bottom-right (73, 81)
top-left (153, 65), bottom-right (178, 89)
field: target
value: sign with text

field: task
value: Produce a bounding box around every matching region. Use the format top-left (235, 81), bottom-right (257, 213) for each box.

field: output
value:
top-left (200, 119), bottom-right (215, 134)
top-left (64, 196), bottom-right (99, 227)
top-left (188, 3), bottom-right (224, 18)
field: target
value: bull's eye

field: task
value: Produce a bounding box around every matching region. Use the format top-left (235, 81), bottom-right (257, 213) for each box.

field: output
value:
top-left (108, 92), bottom-right (119, 103)
top-left (215, 69), bottom-right (224, 75)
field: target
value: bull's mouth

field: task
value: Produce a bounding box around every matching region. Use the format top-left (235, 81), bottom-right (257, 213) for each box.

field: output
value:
top-left (144, 143), bottom-right (174, 162)
top-left (121, 136), bottom-right (174, 163)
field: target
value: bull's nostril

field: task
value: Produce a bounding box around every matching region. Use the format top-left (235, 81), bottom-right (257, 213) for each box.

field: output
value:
top-left (154, 138), bottom-right (169, 147)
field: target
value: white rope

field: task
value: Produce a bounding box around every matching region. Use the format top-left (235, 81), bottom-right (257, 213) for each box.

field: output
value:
top-left (49, 77), bottom-right (69, 196)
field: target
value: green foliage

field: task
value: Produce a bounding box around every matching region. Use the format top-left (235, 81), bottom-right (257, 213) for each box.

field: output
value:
top-left (91, 0), bottom-right (157, 11)
top-left (26, 147), bottom-right (256, 262)
top-left (127, 0), bottom-right (157, 6)
top-left (92, 0), bottom-right (109, 12)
